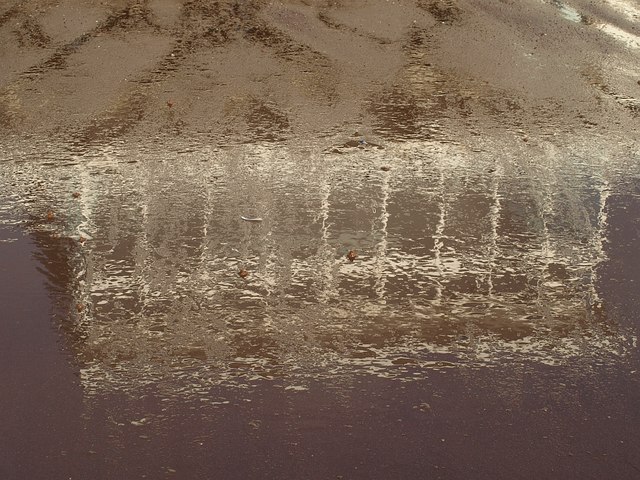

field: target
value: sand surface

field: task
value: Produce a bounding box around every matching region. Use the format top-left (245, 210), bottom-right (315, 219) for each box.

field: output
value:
top-left (1, 1), bottom-right (640, 479)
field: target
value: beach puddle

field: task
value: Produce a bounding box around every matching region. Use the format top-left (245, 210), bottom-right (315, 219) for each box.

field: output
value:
top-left (1, 136), bottom-right (637, 402)
top-left (2, 0), bottom-right (640, 477)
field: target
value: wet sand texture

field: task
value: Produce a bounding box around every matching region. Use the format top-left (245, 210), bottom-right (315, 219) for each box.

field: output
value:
top-left (1, 1), bottom-right (640, 479)
top-left (0, 0), bottom-right (638, 143)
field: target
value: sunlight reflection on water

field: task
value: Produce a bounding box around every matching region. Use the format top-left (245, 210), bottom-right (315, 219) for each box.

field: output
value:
top-left (1, 136), bottom-right (638, 400)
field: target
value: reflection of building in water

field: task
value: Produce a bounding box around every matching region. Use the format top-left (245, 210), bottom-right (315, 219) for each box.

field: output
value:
top-left (2, 140), bottom-right (634, 395)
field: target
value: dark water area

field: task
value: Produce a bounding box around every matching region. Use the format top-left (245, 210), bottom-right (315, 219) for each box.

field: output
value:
top-left (1, 137), bottom-right (639, 479)
top-left (2, 0), bottom-right (640, 478)
top-left (0, 221), bottom-right (83, 479)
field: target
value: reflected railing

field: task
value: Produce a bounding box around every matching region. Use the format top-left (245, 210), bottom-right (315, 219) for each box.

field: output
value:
top-left (0, 138), bottom-right (636, 398)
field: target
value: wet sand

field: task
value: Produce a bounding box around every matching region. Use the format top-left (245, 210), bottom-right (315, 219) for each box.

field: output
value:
top-left (1, 0), bottom-right (640, 479)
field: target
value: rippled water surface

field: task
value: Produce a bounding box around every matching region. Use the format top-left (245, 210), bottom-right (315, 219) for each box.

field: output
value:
top-left (2, 133), bottom-right (640, 478)
top-left (3, 137), bottom-right (638, 394)
top-left (2, 0), bottom-right (640, 478)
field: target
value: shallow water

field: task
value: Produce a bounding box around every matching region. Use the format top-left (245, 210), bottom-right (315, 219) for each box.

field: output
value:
top-left (2, 0), bottom-right (640, 478)
top-left (2, 134), bottom-right (640, 478)
top-left (3, 138), bottom-right (636, 385)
